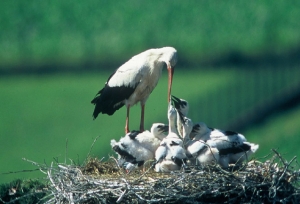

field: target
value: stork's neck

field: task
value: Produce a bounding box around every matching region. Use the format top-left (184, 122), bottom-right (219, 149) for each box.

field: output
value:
top-left (182, 124), bottom-right (193, 146)
top-left (169, 116), bottom-right (178, 135)
top-left (156, 133), bottom-right (166, 140)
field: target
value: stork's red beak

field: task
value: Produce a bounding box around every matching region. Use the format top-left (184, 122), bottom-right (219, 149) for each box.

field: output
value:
top-left (167, 65), bottom-right (174, 102)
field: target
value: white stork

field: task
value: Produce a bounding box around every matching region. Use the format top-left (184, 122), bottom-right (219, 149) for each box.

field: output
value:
top-left (181, 116), bottom-right (219, 166)
top-left (171, 95), bottom-right (259, 167)
top-left (155, 138), bottom-right (187, 172)
top-left (189, 122), bottom-right (213, 141)
top-left (171, 95), bottom-right (211, 141)
top-left (91, 47), bottom-right (178, 133)
top-left (155, 103), bottom-right (187, 172)
top-left (209, 129), bottom-right (259, 168)
top-left (110, 131), bottom-right (153, 172)
top-left (110, 123), bottom-right (168, 172)
top-left (171, 95), bottom-right (189, 138)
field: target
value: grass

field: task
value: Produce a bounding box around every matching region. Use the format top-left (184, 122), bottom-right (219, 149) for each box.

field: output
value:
top-left (244, 103), bottom-right (300, 161)
top-left (1, 1), bottom-right (300, 69)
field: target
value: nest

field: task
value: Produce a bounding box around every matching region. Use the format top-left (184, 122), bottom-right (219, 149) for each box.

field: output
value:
top-left (7, 149), bottom-right (300, 204)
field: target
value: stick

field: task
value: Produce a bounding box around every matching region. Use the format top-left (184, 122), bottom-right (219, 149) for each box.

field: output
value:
top-left (84, 135), bottom-right (101, 164)
top-left (65, 138), bottom-right (68, 164)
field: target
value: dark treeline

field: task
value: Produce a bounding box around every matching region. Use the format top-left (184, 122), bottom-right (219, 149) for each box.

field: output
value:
top-left (1, 46), bottom-right (300, 76)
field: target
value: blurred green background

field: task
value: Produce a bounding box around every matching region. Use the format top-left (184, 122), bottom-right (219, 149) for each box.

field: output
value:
top-left (1, 1), bottom-right (300, 184)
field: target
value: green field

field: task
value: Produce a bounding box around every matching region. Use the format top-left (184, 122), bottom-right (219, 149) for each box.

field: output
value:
top-left (1, 68), bottom-right (300, 184)
top-left (244, 103), bottom-right (300, 162)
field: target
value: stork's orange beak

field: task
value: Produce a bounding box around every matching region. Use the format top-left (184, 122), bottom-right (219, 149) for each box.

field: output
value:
top-left (167, 65), bottom-right (175, 102)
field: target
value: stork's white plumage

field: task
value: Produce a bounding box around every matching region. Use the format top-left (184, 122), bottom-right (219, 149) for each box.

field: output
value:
top-left (196, 140), bottom-right (220, 166)
top-left (171, 95), bottom-right (259, 168)
top-left (181, 117), bottom-right (194, 147)
top-left (190, 122), bottom-right (212, 141)
top-left (226, 142), bottom-right (259, 165)
top-left (150, 123), bottom-right (169, 140)
top-left (111, 131), bottom-right (153, 170)
top-left (91, 47), bottom-right (178, 133)
top-left (155, 141), bottom-right (168, 162)
top-left (166, 103), bottom-right (181, 139)
top-left (155, 139), bottom-right (187, 172)
top-left (111, 123), bottom-right (169, 172)
top-left (171, 95), bottom-right (189, 138)
top-left (181, 116), bottom-right (219, 166)
top-left (155, 104), bottom-right (187, 172)
top-left (171, 95), bottom-right (211, 141)
top-left (190, 125), bottom-right (259, 168)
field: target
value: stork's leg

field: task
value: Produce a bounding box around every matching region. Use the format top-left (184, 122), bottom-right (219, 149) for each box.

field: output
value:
top-left (125, 106), bottom-right (130, 134)
top-left (139, 103), bottom-right (145, 132)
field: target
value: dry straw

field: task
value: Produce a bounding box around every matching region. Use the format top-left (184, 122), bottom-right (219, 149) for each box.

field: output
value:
top-left (15, 149), bottom-right (299, 203)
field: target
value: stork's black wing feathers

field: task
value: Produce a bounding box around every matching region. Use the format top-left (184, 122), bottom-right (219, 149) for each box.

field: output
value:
top-left (218, 143), bottom-right (251, 155)
top-left (91, 72), bottom-right (139, 118)
top-left (171, 156), bottom-right (187, 167)
top-left (112, 145), bottom-right (137, 163)
top-left (128, 130), bottom-right (140, 140)
top-left (223, 130), bottom-right (238, 136)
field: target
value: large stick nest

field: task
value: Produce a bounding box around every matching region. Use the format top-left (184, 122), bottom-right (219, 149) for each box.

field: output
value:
top-left (11, 149), bottom-right (300, 203)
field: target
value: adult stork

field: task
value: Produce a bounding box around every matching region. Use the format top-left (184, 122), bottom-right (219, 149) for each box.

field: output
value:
top-left (91, 47), bottom-right (178, 133)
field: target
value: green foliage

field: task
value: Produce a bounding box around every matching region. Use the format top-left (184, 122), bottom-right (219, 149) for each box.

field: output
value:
top-left (1, 1), bottom-right (300, 69)
top-left (0, 179), bottom-right (47, 204)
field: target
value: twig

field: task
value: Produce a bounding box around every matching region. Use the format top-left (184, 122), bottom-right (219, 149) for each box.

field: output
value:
top-left (1, 168), bottom-right (41, 175)
top-left (116, 189), bottom-right (127, 203)
top-left (47, 162), bottom-right (61, 193)
top-left (278, 156), bottom-right (297, 183)
top-left (167, 175), bottom-right (185, 188)
top-left (272, 149), bottom-right (288, 166)
top-left (65, 138), bottom-right (68, 164)
top-left (84, 135), bottom-right (101, 164)
top-left (13, 150), bottom-right (300, 203)
top-left (134, 161), bottom-right (156, 182)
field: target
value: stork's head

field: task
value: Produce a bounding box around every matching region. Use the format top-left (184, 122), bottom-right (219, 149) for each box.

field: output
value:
top-left (192, 122), bottom-right (210, 135)
top-left (171, 95), bottom-right (189, 118)
top-left (151, 123), bottom-right (168, 139)
top-left (160, 47), bottom-right (177, 67)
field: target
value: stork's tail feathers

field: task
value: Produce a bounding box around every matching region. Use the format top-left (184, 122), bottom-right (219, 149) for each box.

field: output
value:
top-left (91, 88), bottom-right (124, 118)
top-left (91, 95), bottom-right (102, 119)
top-left (244, 142), bottom-right (259, 153)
